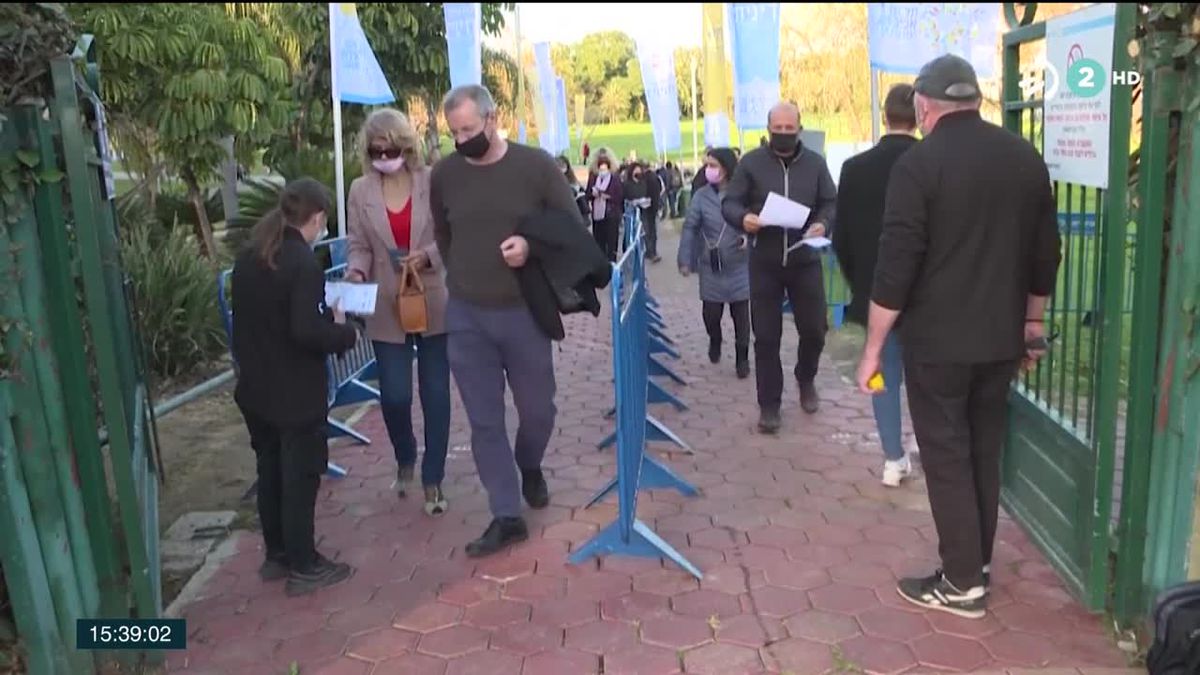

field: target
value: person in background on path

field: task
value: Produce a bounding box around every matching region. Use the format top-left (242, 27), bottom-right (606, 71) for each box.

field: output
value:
top-left (586, 152), bottom-right (623, 262)
top-left (722, 101), bottom-right (837, 435)
top-left (833, 84), bottom-right (919, 489)
top-left (581, 141), bottom-right (590, 167)
top-left (557, 154), bottom-right (590, 222)
top-left (692, 146), bottom-right (714, 196)
top-left (432, 84), bottom-right (585, 558)
top-left (666, 161), bottom-right (684, 218)
top-left (678, 148), bottom-right (751, 379)
top-left (231, 178), bottom-right (358, 596)
top-left (345, 109), bottom-right (451, 517)
top-left (856, 55), bottom-right (1061, 619)
top-left (635, 163), bottom-right (663, 263)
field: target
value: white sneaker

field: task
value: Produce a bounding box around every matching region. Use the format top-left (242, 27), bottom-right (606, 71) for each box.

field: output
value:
top-left (882, 456), bottom-right (912, 487)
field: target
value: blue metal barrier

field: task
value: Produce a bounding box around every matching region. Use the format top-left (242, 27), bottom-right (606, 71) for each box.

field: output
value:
top-left (216, 237), bottom-right (380, 478)
top-left (570, 227), bottom-right (702, 579)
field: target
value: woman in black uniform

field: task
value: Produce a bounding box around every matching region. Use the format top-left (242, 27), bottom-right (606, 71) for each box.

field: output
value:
top-left (231, 177), bottom-right (360, 597)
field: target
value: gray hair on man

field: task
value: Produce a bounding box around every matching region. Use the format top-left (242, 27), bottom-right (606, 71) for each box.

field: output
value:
top-left (442, 84), bottom-right (497, 118)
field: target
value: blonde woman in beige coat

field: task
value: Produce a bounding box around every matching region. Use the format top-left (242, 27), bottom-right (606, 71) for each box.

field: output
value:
top-left (345, 109), bottom-right (451, 516)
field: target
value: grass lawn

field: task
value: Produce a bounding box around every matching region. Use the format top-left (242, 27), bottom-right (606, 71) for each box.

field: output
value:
top-left (441, 114), bottom-right (864, 168)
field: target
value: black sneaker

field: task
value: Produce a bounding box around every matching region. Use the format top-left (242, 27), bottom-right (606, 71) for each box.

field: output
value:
top-left (799, 381), bottom-right (820, 414)
top-left (708, 338), bottom-right (722, 364)
top-left (897, 570), bottom-right (987, 619)
top-left (285, 554), bottom-right (354, 597)
top-left (465, 517), bottom-right (529, 559)
top-left (259, 553), bottom-right (289, 582)
top-left (735, 345), bottom-right (750, 379)
top-left (521, 469), bottom-right (549, 509)
top-left (758, 408), bottom-right (781, 435)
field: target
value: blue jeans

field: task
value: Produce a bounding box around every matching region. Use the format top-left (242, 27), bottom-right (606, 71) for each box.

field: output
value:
top-left (874, 331), bottom-right (906, 461)
top-left (373, 335), bottom-right (451, 487)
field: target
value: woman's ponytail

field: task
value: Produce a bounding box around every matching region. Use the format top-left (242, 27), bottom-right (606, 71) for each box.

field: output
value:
top-left (251, 207), bottom-right (287, 270)
top-left (249, 178), bottom-right (333, 270)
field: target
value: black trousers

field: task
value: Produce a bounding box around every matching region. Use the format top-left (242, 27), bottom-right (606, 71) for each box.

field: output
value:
top-left (593, 216), bottom-right (620, 262)
top-left (749, 258), bottom-right (827, 411)
top-left (240, 407), bottom-right (328, 572)
top-left (702, 300), bottom-right (750, 348)
top-left (641, 208), bottom-right (659, 257)
top-left (904, 359), bottom-right (1020, 590)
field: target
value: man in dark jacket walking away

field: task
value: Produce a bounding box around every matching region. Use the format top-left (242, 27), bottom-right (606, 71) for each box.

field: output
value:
top-left (833, 84), bottom-right (919, 488)
top-left (432, 84), bottom-right (587, 559)
top-left (856, 55), bottom-right (1061, 619)
top-left (722, 101), bottom-right (837, 434)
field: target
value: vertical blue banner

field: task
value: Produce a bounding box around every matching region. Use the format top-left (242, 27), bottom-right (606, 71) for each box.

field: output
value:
top-left (534, 42), bottom-right (559, 154)
top-left (728, 3), bottom-right (780, 131)
top-left (867, 3), bottom-right (999, 78)
top-left (555, 77), bottom-right (570, 156)
top-left (443, 3), bottom-right (482, 89)
top-left (331, 3), bottom-right (394, 104)
top-left (636, 41), bottom-right (683, 155)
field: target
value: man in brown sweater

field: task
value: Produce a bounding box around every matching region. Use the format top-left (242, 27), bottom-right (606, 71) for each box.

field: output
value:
top-left (430, 84), bottom-right (586, 558)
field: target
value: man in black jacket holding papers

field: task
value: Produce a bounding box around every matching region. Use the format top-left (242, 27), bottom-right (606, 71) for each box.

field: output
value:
top-left (723, 101), bottom-right (838, 434)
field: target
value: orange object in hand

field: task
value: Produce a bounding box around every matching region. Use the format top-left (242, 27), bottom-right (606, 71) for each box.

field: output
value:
top-left (868, 372), bottom-right (885, 392)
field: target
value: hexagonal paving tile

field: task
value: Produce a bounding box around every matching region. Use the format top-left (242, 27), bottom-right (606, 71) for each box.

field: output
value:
top-left (761, 560), bottom-right (831, 591)
top-left (785, 610), bottom-right (861, 644)
top-left (600, 642), bottom-right (682, 675)
top-left (490, 622), bottom-right (563, 656)
top-left (273, 630), bottom-right (350, 668)
top-left (566, 570), bottom-right (634, 601)
top-left (857, 607), bottom-right (933, 642)
top-left (473, 555), bottom-right (536, 582)
top-left (640, 616), bottom-right (713, 650)
top-left (981, 629), bottom-right (1060, 667)
top-left (744, 585), bottom-right (812, 618)
top-left (683, 642), bottom-right (764, 675)
top-left (765, 637), bottom-right (836, 673)
top-left (303, 657), bottom-right (373, 675)
top-left (521, 648), bottom-right (599, 675)
top-left (529, 597), bottom-right (600, 628)
top-left (836, 634), bottom-right (918, 675)
top-left (443, 650), bottom-right (524, 675)
top-left (911, 632), bottom-right (992, 671)
top-left (809, 584), bottom-right (880, 615)
top-left (632, 568), bottom-right (702, 597)
top-left (600, 592), bottom-right (672, 623)
top-left (394, 602), bottom-right (463, 634)
top-left (672, 589), bottom-right (743, 619)
top-left (373, 652), bottom-right (448, 675)
top-left (417, 625), bottom-right (490, 659)
top-left (344, 627), bottom-right (419, 661)
top-left (438, 578), bottom-right (502, 607)
top-left (564, 619), bottom-right (640, 654)
top-left (714, 614), bottom-right (787, 648)
top-left (462, 599), bottom-right (531, 629)
top-left (926, 610), bottom-right (1004, 639)
top-left (326, 603), bottom-right (399, 636)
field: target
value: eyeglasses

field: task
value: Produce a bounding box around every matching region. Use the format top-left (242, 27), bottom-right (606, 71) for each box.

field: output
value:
top-left (368, 146), bottom-right (406, 160)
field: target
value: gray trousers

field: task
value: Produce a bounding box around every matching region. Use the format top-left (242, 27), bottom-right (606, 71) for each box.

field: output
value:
top-left (446, 296), bottom-right (557, 518)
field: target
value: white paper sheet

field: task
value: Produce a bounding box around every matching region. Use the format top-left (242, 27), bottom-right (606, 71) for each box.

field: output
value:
top-left (324, 282), bottom-right (378, 316)
top-left (802, 236), bottom-right (832, 249)
top-left (759, 192), bottom-right (812, 230)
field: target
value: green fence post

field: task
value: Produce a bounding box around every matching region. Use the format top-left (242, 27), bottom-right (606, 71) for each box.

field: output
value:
top-left (0, 181), bottom-right (94, 674)
top-left (1086, 1), bottom-right (1138, 611)
top-left (50, 56), bottom-right (158, 621)
top-left (11, 105), bottom-right (102, 620)
top-left (19, 103), bottom-right (128, 620)
top-left (1142, 58), bottom-right (1200, 610)
top-left (0, 383), bottom-right (72, 675)
top-left (1113, 28), bottom-right (1177, 624)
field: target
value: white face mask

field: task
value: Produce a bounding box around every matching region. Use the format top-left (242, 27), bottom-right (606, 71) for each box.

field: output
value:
top-left (372, 157), bottom-right (405, 174)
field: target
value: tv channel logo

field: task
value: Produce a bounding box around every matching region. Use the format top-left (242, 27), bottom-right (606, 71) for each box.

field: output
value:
top-left (1020, 45), bottom-right (1140, 101)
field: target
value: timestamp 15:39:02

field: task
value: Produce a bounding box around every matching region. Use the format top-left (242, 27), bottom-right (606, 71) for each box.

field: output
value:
top-left (76, 619), bottom-right (187, 650)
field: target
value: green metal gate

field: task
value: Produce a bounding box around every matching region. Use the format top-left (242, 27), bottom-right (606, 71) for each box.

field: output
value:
top-left (997, 3), bottom-right (1139, 611)
top-left (0, 40), bottom-right (163, 674)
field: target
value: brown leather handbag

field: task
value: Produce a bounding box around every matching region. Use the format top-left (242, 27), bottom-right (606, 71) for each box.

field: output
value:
top-left (395, 260), bottom-right (428, 334)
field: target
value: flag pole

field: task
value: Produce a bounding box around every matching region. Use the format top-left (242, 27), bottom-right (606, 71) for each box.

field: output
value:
top-left (690, 54), bottom-right (698, 168)
top-left (330, 3), bottom-right (346, 239)
top-left (514, 4), bottom-right (526, 143)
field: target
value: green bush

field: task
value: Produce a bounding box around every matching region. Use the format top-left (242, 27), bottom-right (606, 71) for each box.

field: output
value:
top-left (119, 204), bottom-right (225, 380)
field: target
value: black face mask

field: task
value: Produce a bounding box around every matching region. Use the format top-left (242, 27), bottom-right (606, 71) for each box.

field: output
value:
top-left (769, 132), bottom-right (799, 155)
top-left (456, 128), bottom-right (491, 159)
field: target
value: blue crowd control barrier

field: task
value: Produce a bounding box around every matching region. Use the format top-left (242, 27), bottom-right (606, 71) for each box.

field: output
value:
top-left (216, 237), bottom-right (380, 477)
top-left (570, 228), bottom-right (701, 579)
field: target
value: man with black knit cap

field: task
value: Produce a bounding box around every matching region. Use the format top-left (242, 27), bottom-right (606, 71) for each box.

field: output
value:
top-left (856, 54), bottom-right (1061, 619)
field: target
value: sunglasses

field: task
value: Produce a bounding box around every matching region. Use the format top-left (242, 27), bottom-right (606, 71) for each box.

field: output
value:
top-left (368, 146), bottom-right (406, 160)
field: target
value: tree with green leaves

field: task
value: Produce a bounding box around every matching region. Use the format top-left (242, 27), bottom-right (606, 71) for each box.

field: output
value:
top-left (572, 31), bottom-right (637, 109)
top-left (71, 3), bottom-right (292, 257)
